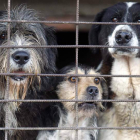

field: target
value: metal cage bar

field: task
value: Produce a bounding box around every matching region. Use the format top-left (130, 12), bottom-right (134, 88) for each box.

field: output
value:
top-left (0, 20), bottom-right (140, 25)
top-left (75, 0), bottom-right (80, 139)
top-left (4, 0), bottom-right (11, 139)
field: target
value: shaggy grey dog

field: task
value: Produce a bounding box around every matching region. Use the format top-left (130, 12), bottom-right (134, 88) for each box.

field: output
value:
top-left (0, 5), bottom-right (57, 140)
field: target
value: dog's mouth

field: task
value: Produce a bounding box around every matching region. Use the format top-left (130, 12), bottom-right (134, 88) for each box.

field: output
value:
top-left (110, 47), bottom-right (138, 57)
top-left (114, 48), bottom-right (135, 53)
top-left (10, 70), bottom-right (26, 81)
top-left (78, 102), bottom-right (97, 110)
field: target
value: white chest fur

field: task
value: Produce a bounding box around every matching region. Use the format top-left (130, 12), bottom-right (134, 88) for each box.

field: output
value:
top-left (99, 57), bottom-right (140, 140)
top-left (37, 112), bottom-right (98, 140)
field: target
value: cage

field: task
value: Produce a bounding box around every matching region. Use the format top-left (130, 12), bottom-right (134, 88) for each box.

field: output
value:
top-left (0, 0), bottom-right (140, 140)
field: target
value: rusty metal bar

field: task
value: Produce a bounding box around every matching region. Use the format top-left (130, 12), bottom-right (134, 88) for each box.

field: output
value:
top-left (0, 20), bottom-right (140, 25)
top-left (0, 45), bottom-right (140, 49)
top-left (0, 73), bottom-right (140, 77)
top-left (0, 126), bottom-right (140, 130)
top-left (0, 99), bottom-right (139, 103)
top-left (75, 0), bottom-right (80, 139)
top-left (4, 0), bottom-right (11, 139)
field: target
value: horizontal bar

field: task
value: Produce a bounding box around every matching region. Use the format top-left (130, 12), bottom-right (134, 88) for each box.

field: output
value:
top-left (0, 73), bottom-right (140, 77)
top-left (0, 20), bottom-right (140, 25)
top-left (1, 127), bottom-right (140, 130)
top-left (0, 45), bottom-right (140, 49)
top-left (0, 99), bottom-right (140, 103)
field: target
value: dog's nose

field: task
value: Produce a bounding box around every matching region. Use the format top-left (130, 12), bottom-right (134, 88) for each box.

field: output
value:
top-left (115, 31), bottom-right (132, 45)
top-left (12, 51), bottom-right (30, 65)
top-left (87, 86), bottom-right (99, 96)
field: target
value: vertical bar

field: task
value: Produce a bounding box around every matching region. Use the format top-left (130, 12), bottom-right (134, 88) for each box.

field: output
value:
top-left (75, 0), bottom-right (79, 139)
top-left (4, 0), bottom-right (11, 139)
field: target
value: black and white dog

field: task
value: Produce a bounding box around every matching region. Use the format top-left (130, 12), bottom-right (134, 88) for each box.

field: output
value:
top-left (89, 2), bottom-right (140, 140)
top-left (37, 65), bottom-right (108, 140)
top-left (0, 5), bottom-right (57, 140)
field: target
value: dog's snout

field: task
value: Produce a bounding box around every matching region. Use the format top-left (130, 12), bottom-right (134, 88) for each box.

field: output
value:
top-left (115, 31), bottom-right (132, 45)
top-left (87, 86), bottom-right (99, 96)
top-left (12, 51), bottom-right (30, 65)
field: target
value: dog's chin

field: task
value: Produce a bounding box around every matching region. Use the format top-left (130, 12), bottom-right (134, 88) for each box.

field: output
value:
top-left (108, 47), bottom-right (138, 58)
top-left (10, 70), bottom-right (27, 83)
top-left (78, 102), bottom-right (98, 117)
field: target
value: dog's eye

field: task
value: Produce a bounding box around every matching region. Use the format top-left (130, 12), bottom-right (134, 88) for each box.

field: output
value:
top-left (0, 32), bottom-right (7, 40)
top-left (68, 77), bottom-right (76, 83)
top-left (94, 78), bottom-right (100, 84)
top-left (112, 17), bottom-right (118, 22)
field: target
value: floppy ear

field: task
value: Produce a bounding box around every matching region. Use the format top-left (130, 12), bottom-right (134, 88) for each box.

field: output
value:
top-left (88, 9), bottom-right (106, 53)
top-left (45, 26), bottom-right (57, 45)
top-left (100, 78), bottom-right (108, 110)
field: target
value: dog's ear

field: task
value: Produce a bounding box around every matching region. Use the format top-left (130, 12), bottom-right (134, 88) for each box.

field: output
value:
top-left (45, 26), bottom-right (57, 45)
top-left (88, 9), bottom-right (106, 53)
top-left (100, 77), bottom-right (108, 110)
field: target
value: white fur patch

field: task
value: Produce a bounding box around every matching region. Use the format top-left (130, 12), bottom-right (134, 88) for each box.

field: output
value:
top-left (126, 2), bottom-right (136, 8)
top-left (96, 60), bottom-right (103, 72)
top-left (108, 25), bottom-right (139, 57)
top-left (37, 111), bottom-right (98, 140)
top-left (99, 57), bottom-right (140, 140)
top-left (111, 57), bottom-right (133, 98)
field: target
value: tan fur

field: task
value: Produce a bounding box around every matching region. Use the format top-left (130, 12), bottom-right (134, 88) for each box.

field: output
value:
top-left (57, 68), bottom-right (104, 117)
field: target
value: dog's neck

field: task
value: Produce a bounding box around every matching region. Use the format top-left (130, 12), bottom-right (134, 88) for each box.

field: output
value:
top-left (57, 109), bottom-right (98, 140)
top-left (111, 56), bottom-right (140, 127)
top-left (59, 111), bottom-right (94, 127)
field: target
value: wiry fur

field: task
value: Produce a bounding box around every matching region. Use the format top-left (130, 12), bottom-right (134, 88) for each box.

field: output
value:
top-left (89, 2), bottom-right (140, 140)
top-left (0, 5), bottom-right (57, 140)
top-left (37, 65), bottom-right (108, 140)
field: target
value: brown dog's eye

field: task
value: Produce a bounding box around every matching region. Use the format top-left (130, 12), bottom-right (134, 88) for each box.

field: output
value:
top-left (94, 78), bottom-right (100, 84)
top-left (0, 32), bottom-right (7, 40)
top-left (112, 17), bottom-right (118, 22)
top-left (68, 77), bottom-right (76, 83)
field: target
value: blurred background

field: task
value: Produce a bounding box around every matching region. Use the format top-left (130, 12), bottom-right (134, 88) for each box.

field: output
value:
top-left (0, 0), bottom-right (139, 68)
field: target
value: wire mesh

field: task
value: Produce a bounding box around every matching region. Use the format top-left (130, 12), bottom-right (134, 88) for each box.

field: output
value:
top-left (1, 0), bottom-right (140, 140)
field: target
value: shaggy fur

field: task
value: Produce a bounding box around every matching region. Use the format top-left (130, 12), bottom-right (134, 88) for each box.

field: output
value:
top-left (37, 65), bottom-right (108, 140)
top-left (89, 2), bottom-right (140, 140)
top-left (0, 5), bottom-right (57, 140)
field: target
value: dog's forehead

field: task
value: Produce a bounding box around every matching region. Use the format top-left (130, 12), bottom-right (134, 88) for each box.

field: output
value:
top-left (0, 6), bottom-right (40, 31)
top-left (67, 68), bottom-right (85, 75)
top-left (67, 67), bottom-right (97, 75)
top-left (125, 2), bottom-right (136, 8)
top-left (101, 2), bottom-right (139, 21)
top-left (67, 68), bottom-right (100, 81)
top-left (105, 3), bottom-right (126, 14)
top-left (128, 2), bottom-right (140, 15)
